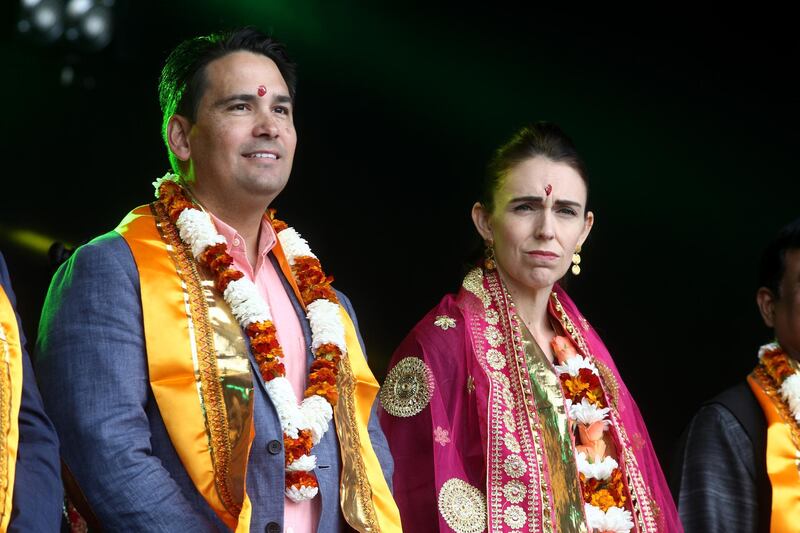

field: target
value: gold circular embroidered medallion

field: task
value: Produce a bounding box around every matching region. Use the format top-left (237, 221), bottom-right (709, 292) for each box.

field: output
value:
top-left (380, 356), bottom-right (434, 417)
top-left (486, 348), bottom-right (505, 370)
top-left (437, 478), bottom-right (487, 533)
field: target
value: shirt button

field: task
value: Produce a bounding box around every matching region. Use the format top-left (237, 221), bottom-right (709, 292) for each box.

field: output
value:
top-left (233, 238), bottom-right (241, 246)
top-left (267, 440), bottom-right (282, 455)
top-left (266, 522), bottom-right (281, 533)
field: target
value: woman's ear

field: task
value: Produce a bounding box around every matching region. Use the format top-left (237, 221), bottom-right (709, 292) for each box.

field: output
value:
top-left (578, 210), bottom-right (595, 247)
top-left (471, 202), bottom-right (493, 241)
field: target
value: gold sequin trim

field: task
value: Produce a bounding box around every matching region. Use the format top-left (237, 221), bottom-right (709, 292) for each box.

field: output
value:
top-left (503, 433), bottom-right (521, 453)
top-left (502, 480), bottom-right (526, 504)
top-left (437, 478), bottom-right (487, 533)
top-left (503, 504), bottom-right (527, 529)
top-left (503, 411), bottom-right (517, 432)
top-left (484, 325), bottom-right (504, 347)
top-left (463, 267), bottom-right (490, 308)
top-left (380, 356), bottom-right (434, 417)
top-left (595, 359), bottom-right (620, 410)
top-left (153, 203), bottom-right (239, 515)
top-left (503, 454), bottom-right (527, 478)
top-left (335, 342), bottom-right (380, 530)
top-left (486, 349), bottom-right (505, 370)
top-left (434, 315), bottom-right (457, 330)
top-left (0, 325), bottom-right (11, 516)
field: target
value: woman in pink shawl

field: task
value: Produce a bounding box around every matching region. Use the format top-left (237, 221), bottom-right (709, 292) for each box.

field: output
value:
top-left (379, 123), bottom-right (681, 533)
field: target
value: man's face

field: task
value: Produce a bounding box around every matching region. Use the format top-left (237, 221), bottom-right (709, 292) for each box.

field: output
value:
top-left (772, 249), bottom-right (800, 358)
top-left (184, 51), bottom-right (297, 206)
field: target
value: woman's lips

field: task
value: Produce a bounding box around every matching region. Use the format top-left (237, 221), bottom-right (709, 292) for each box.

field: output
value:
top-left (526, 250), bottom-right (559, 260)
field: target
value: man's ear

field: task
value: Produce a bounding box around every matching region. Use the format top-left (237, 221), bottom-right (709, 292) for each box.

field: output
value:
top-left (757, 287), bottom-right (777, 328)
top-left (166, 115), bottom-right (192, 163)
top-left (471, 202), bottom-right (493, 242)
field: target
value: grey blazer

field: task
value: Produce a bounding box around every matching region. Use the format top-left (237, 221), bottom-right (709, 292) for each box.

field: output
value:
top-left (35, 231), bottom-right (393, 532)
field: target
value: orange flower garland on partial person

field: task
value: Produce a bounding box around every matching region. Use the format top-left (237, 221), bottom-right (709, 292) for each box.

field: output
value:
top-left (155, 175), bottom-right (346, 502)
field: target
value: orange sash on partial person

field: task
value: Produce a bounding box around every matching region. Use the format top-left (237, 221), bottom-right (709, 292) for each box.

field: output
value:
top-left (749, 372), bottom-right (800, 532)
top-left (0, 286), bottom-right (24, 532)
top-left (118, 204), bottom-right (400, 532)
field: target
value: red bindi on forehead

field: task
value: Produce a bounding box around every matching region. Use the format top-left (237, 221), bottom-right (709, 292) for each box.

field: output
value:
top-left (257, 85), bottom-right (267, 97)
top-left (545, 184), bottom-right (553, 196)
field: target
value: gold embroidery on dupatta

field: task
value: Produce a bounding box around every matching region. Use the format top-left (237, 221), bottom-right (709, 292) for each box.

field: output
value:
top-left (434, 315), bottom-right (457, 330)
top-left (595, 360), bottom-right (621, 411)
top-left (153, 202), bottom-right (253, 514)
top-left (380, 356), bottom-right (434, 417)
top-left (486, 272), bottom-right (549, 533)
top-left (438, 478), bottom-right (487, 533)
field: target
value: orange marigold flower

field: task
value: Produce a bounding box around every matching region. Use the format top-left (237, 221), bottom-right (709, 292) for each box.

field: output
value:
top-left (260, 360), bottom-right (285, 381)
top-left (284, 430), bottom-right (313, 463)
top-left (246, 321), bottom-right (273, 336)
top-left (268, 210), bottom-right (289, 233)
top-left (285, 470), bottom-right (318, 490)
top-left (305, 381), bottom-right (338, 404)
top-left (309, 367), bottom-right (337, 386)
top-left (310, 357), bottom-right (338, 374)
top-left (589, 489), bottom-right (618, 512)
top-left (216, 269), bottom-right (244, 292)
top-left (302, 285), bottom-right (338, 304)
top-left (315, 343), bottom-right (341, 362)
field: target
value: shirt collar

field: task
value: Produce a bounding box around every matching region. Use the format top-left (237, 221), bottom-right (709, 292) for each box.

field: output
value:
top-left (207, 211), bottom-right (276, 259)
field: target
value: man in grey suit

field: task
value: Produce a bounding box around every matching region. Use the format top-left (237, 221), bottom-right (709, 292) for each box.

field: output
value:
top-left (36, 28), bottom-right (397, 532)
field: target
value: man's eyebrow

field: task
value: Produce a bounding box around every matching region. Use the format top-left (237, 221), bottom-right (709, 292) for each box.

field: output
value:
top-left (274, 94), bottom-right (292, 104)
top-left (214, 94), bottom-right (256, 107)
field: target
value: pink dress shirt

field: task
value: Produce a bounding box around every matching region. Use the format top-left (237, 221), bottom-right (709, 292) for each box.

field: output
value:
top-left (210, 212), bottom-right (320, 533)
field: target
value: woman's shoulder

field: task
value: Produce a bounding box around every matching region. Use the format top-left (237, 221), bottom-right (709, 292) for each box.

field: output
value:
top-left (391, 293), bottom-right (468, 366)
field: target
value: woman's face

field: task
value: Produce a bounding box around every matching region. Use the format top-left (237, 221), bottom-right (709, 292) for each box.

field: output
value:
top-left (472, 157), bottom-right (594, 293)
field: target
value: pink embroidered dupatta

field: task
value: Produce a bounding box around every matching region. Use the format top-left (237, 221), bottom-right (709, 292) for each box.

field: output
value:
top-left (379, 268), bottom-right (680, 532)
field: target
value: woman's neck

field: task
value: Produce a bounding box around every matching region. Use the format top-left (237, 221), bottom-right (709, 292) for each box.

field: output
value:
top-left (497, 268), bottom-right (555, 342)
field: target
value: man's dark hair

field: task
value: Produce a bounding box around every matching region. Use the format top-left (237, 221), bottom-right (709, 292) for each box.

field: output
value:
top-left (758, 217), bottom-right (800, 297)
top-left (480, 121), bottom-right (589, 213)
top-left (158, 27), bottom-right (297, 172)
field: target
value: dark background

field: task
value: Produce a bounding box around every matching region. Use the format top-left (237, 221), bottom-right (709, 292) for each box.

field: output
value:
top-left (2, 2), bottom-right (798, 473)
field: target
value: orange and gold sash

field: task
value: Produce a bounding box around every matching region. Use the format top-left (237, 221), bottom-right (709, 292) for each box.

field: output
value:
top-left (117, 204), bottom-right (400, 532)
top-left (0, 286), bottom-right (24, 531)
top-left (749, 368), bottom-right (800, 532)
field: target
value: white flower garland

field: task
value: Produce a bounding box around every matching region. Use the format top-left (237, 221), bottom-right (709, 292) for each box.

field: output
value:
top-left (154, 173), bottom-right (345, 502)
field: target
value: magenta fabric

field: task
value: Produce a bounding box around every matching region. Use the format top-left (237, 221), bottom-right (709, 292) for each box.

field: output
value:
top-left (379, 270), bottom-right (681, 532)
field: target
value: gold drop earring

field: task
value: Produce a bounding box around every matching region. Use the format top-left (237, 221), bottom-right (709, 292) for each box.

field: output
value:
top-left (484, 240), bottom-right (496, 270)
top-left (571, 244), bottom-right (582, 275)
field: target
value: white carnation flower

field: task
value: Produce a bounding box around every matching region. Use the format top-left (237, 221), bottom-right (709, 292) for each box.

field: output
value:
top-left (264, 378), bottom-right (305, 438)
top-left (780, 373), bottom-right (800, 425)
top-left (286, 485), bottom-right (318, 502)
top-left (584, 504), bottom-right (633, 533)
top-left (299, 395), bottom-right (333, 444)
top-left (277, 227), bottom-right (317, 264)
top-left (758, 342), bottom-right (781, 360)
top-left (152, 171), bottom-right (179, 198)
top-left (576, 452), bottom-right (618, 480)
top-left (307, 299), bottom-right (347, 353)
top-left (286, 454), bottom-right (317, 472)
top-left (554, 355), bottom-right (598, 377)
top-left (175, 209), bottom-right (226, 258)
top-left (569, 398), bottom-right (611, 425)
top-left (224, 278), bottom-right (271, 326)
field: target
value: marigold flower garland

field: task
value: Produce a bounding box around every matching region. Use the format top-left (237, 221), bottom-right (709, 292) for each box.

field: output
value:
top-left (758, 342), bottom-right (800, 425)
top-left (153, 173), bottom-right (345, 502)
top-left (551, 336), bottom-right (634, 533)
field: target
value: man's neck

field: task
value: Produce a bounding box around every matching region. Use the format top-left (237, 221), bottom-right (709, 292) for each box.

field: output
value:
top-left (186, 186), bottom-right (267, 269)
